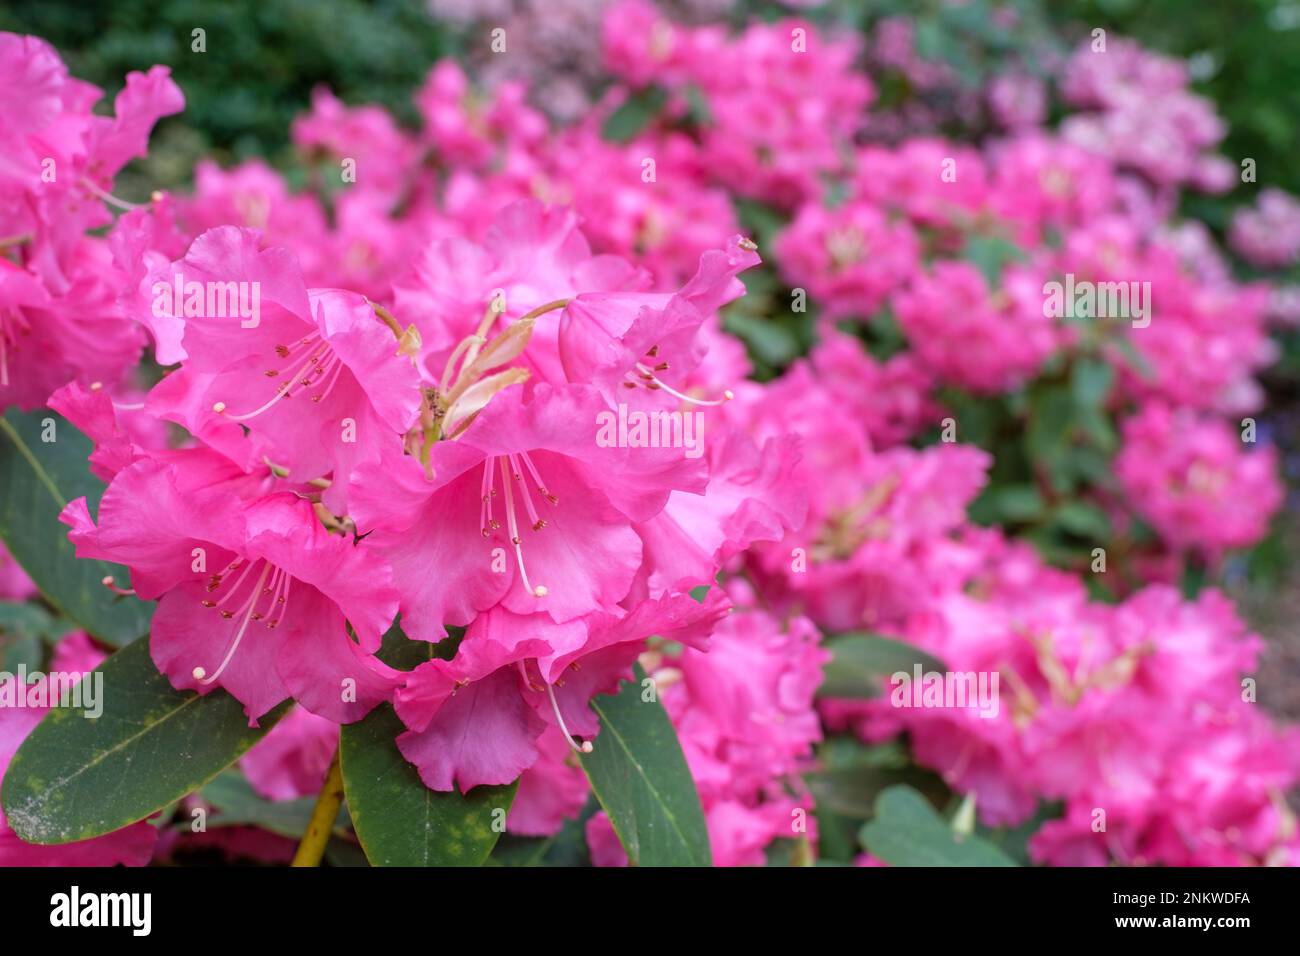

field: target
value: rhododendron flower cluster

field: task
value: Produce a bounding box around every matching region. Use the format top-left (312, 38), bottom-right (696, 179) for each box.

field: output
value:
top-left (0, 0), bottom-right (1298, 873)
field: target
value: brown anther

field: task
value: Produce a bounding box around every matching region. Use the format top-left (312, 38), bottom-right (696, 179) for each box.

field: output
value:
top-left (654, 362), bottom-right (669, 371)
top-left (647, 383), bottom-right (662, 390)
top-left (532, 520), bottom-right (547, 531)
top-left (201, 600), bottom-right (216, 608)
top-left (264, 370), bottom-right (279, 377)
top-left (647, 345), bottom-right (659, 357)
top-left (275, 345), bottom-right (290, 357)
top-left (622, 381), bottom-right (637, 389)
top-left (511, 536), bottom-right (521, 545)
top-left (219, 610), bottom-right (234, 619)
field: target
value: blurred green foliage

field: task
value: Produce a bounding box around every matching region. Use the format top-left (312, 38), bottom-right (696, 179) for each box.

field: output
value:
top-left (0, 0), bottom-right (450, 189)
top-left (1055, 0), bottom-right (1300, 212)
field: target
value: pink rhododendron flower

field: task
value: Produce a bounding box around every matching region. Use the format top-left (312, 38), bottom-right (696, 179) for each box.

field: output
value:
top-left (1115, 403), bottom-right (1282, 559)
top-left (893, 260), bottom-right (1062, 393)
top-left (137, 226), bottom-right (422, 508)
top-left (776, 200), bottom-right (920, 321)
top-left (61, 455), bottom-right (401, 723)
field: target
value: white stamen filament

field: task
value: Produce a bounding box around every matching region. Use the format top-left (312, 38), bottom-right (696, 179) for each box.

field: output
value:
top-left (101, 575), bottom-right (136, 596)
top-left (210, 558), bottom-right (259, 610)
top-left (215, 333), bottom-right (346, 421)
top-left (80, 177), bottom-right (141, 211)
top-left (308, 352), bottom-right (347, 404)
top-left (509, 453), bottom-right (545, 530)
top-left (518, 451), bottom-right (555, 502)
top-left (265, 573), bottom-right (293, 630)
top-left (481, 457), bottom-right (498, 534)
top-left (631, 362), bottom-right (732, 406)
top-left (546, 680), bottom-right (593, 754)
top-left (196, 561), bottom-right (271, 685)
top-left (499, 456), bottom-right (547, 597)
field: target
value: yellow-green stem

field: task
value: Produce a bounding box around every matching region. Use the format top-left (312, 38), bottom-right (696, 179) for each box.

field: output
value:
top-left (290, 743), bottom-right (344, 867)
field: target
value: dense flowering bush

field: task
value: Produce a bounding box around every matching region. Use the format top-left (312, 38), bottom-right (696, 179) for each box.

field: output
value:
top-left (0, 1), bottom-right (1297, 869)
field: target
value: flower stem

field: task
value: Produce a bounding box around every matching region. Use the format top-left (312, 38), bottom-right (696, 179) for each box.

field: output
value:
top-left (290, 742), bottom-right (344, 867)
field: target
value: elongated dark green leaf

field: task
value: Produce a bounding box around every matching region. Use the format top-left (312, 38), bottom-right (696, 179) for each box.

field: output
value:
top-left (859, 785), bottom-right (1018, 867)
top-left (0, 409), bottom-right (152, 645)
top-left (580, 663), bottom-right (710, 866)
top-left (601, 85), bottom-right (667, 142)
top-left (340, 703), bottom-right (515, 866)
top-left (818, 634), bottom-right (946, 700)
top-left (1, 637), bottom-right (290, 843)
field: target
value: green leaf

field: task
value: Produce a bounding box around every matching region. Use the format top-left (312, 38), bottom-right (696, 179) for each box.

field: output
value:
top-left (581, 662), bottom-right (710, 866)
top-left (969, 483), bottom-right (1047, 526)
top-left (818, 634), bottom-right (946, 700)
top-left (198, 770), bottom-right (320, 839)
top-left (860, 785), bottom-right (1019, 867)
top-left (805, 766), bottom-right (948, 819)
top-left (340, 703), bottom-right (515, 866)
top-left (0, 409), bottom-right (152, 645)
top-left (722, 311), bottom-right (801, 367)
top-left (601, 86), bottom-right (667, 142)
top-left (0, 601), bottom-right (73, 644)
top-left (0, 629), bottom-right (42, 672)
top-left (962, 234), bottom-right (1028, 287)
top-left (1053, 501), bottom-right (1112, 540)
top-left (1070, 358), bottom-right (1114, 410)
top-left (683, 83), bottom-right (712, 126)
top-left (490, 795), bottom-right (601, 867)
top-left (1, 637), bottom-right (290, 843)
